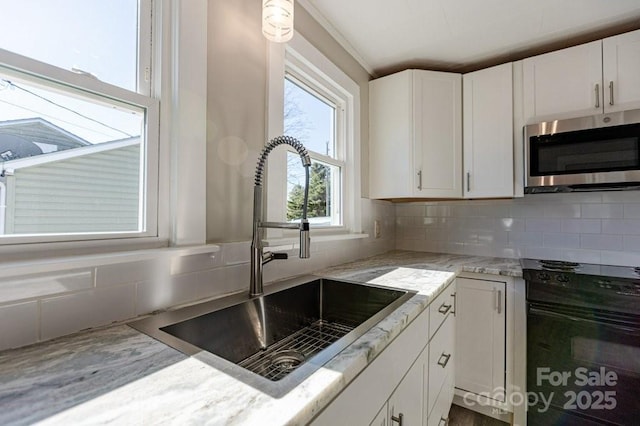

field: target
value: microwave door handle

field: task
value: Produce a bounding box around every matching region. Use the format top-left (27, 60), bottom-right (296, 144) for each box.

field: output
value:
top-left (529, 306), bottom-right (640, 335)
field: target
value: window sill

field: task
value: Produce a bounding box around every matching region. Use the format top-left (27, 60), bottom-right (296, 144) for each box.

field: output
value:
top-left (263, 232), bottom-right (369, 252)
top-left (0, 244), bottom-right (221, 279)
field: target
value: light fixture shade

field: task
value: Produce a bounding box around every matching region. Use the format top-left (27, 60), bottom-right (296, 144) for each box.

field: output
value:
top-left (262, 0), bottom-right (294, 43)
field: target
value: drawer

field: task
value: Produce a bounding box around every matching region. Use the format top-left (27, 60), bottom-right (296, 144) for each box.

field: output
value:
top-left (427, 312), bottom-right (455, 415)
top-left (428, 372), bottom-right (455, 426)
top-left (429, 280), bottom-right (455, 339)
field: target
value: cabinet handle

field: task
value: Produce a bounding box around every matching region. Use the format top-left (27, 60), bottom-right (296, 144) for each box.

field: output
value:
top-left (417, 170), bottom-right (422, 190)
top-left (595, 83), bottom-right (600, 108)
top-left (451, 292), bottom-right (456, 315)
top-left (495, 289), bottom-right (502, 314)
top-left (466, 172), bottom-right (471, 192)
top-left (609, 81), bottom-right (614, 106)
top-left (438, 303), bottom-right (452, 314)
top-left (438, 417), bottom-right (449, 426)
top-left (391, 412), bottom-right (403, 425)
top-left (437, 352), bottom-right (451, 367)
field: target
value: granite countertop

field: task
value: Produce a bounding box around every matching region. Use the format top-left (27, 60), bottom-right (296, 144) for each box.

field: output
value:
top-left (0, 251), bottom-right (521, 425)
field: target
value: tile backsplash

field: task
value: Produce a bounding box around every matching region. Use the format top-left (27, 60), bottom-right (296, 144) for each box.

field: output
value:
top-left (0, 199), bottom-right (394, 351)
top-left (396, 191), bottom-right (640, 266)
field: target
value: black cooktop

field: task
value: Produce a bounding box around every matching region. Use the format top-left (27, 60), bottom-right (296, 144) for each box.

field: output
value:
top-left (521, 258), bottom-right (640, 280)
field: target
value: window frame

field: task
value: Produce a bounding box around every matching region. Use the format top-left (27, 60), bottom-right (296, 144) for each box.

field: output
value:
top-left (0, 0), bottom-right (159, 247)
top-left (266, 32), bottom-right (361, 240)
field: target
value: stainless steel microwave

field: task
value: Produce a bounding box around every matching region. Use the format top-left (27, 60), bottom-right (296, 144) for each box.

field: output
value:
top-left (525, 109), bottom-right (640, 193)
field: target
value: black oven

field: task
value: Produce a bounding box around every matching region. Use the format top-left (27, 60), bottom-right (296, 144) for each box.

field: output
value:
top-left (523, 259), bottom-right (640, 425)
top-left (525, 109), bottom-right (640, 193)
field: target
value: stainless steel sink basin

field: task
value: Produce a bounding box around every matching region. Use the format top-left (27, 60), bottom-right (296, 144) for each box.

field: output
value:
top-left (130, 276), bottom-right (415, 395)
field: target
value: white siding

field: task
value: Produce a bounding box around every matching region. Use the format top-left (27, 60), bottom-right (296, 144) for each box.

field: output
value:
top-left (6, 144), bottom-right (140, 234)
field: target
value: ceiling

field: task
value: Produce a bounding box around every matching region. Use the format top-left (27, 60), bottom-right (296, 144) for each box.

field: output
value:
top-left (300, 0), bottom-right (640, 76)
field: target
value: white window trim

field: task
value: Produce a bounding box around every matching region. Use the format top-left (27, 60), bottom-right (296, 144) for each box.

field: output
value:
top-left (0, 0), bottom-right (207, 259)
top-left (266, 33), bottom-right (361, 240)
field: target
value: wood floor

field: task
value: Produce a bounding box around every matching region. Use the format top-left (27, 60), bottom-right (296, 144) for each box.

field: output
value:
top-left (448, 404), bottom-right (510, 426)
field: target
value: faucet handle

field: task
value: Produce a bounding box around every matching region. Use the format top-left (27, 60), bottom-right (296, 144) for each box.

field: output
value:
top-left (272, 252), bottom-right (288, 260)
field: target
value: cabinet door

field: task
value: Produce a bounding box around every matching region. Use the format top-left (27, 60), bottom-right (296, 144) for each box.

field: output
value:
top-left (603, 29), bottom-right (640, 113)
top-left (414, 71), bottom-right (462, 198)
top-left (463, 63), bottom-right (514, 198)
top-left (523, 41), bottom-right (602, 123)
top-left (369, 70), bottom-right (415, 199)
top-left (370, 403), bottom-right (388, 426)
top-left (388, 347), bottom-right (427, 426)
top-left (455, 277), bottom-right (506, 402)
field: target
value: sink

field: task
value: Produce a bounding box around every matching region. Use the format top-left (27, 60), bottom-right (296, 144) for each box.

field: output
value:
top-left (130, 276), bottom-right (415, 394)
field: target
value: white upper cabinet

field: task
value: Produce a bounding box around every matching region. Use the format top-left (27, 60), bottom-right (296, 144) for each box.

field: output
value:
top-left (523, 29), bottom-right (640, 124)
top-left (603, 29), bottom-right (640, 113)
top-left (523, 41), bottom-right (602, 123)
top-left (370, 69), bottom-right (462, 199)
top-left (463, 63), bottom-right (514, 198)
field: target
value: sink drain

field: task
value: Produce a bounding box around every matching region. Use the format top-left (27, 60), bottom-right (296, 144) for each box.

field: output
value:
top-left (270, 350), bottom-right (305, 374)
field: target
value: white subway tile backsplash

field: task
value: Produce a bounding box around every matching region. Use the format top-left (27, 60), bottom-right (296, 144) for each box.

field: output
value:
top-left (623, 236), bottom-right (640, 251)
top-left (511, 204), bottom-right (545, 218)
top-left (580, 234), bottom-right (623, 251)
top-left (601, 191), bottom-right (640, 203)
top-left (0, 302), bottom-right (38, 351)
top-left (561, 219), bottom-right (601, 234)
top-left (498, 218), bottom-right (526, 232)
top-left (543, 233), bottom-right (580, 249)
top-left (623, 204), bottom-right (640, 219)
top-left (601, 219), bottom-right (640, 235)
top-left (41, 285), bottom-right (136, 341)
top-left (581, 204), bottom-right (623, 219)
top-left (525, 218), bottom-right (562, 233)
top-left (508, 231), bottom-right (543, 247)
top-left (221, 241), bottom-right (251, 265)
top-left (170, 252), bottom-right (224, 275)
top-left (543, 204), bottom-right (581, 218)
top-left (524, 247), bottom-right (563, 261)
top-left (0, 270), bottom-right (93, 304)
top-left (396, 204), bottom-right (424, 217)
top-left (96, 260), bottom-right (164, 287)
top-left (425, 205), bottom-right (451, 217)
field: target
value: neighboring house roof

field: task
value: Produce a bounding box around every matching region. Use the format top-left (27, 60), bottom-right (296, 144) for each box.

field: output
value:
top-left (0, 118), bottom-right (90, 161)
top-left (1, 137), bottom-right (140, 171)
top-left (0, 134), bottom-right (42, 161)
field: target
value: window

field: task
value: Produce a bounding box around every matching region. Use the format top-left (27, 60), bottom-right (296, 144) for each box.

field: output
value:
top-left (0, 0), bottom-right (158, 244)
top-left (284, 76), bottom-right (343, 226)
top-left (266, 33), bottom-right (361, 237)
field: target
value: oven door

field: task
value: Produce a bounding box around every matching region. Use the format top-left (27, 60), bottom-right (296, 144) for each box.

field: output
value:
top-left (527, 302), bottom-right (640, 426)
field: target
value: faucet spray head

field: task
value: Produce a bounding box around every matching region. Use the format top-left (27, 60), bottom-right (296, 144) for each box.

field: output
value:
top-left (299, 219), bottom-right (310, 258)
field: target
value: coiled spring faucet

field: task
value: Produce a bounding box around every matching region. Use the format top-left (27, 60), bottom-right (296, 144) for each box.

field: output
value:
top-left (250, 135), bottom-right (311, 297)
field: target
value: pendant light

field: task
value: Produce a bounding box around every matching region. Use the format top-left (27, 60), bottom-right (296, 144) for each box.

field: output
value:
top-left (262, 0), bottom-right (294, 43)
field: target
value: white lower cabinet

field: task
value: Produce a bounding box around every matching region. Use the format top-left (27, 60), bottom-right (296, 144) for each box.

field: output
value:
top-left (455, 277), bottom-right (506, 400)
top-left (453, 274), bottom-right (521, 424)
top-left (312, 281), bottom-right (456, 426)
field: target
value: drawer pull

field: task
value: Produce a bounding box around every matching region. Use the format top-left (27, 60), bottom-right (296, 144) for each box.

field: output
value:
top-left (391, 412), bottom-right (403, 425)
top-left (438, 416), bottom-right (449, 426)
top-left (438, 303), bottom-right (452, 314)
top-left (437, 353), bottom-right (451, 368)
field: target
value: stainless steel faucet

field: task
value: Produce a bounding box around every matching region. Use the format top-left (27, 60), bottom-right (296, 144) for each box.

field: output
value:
top-left (250, 135), bottom-right (311, 297)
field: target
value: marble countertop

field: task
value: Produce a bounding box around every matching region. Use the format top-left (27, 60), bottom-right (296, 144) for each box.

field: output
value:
top-left (0, 251), bottom-right (521, 425)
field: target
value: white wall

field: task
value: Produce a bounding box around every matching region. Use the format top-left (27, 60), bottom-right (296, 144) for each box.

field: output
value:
top-left (395, 191), bottom-right (640, 266)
